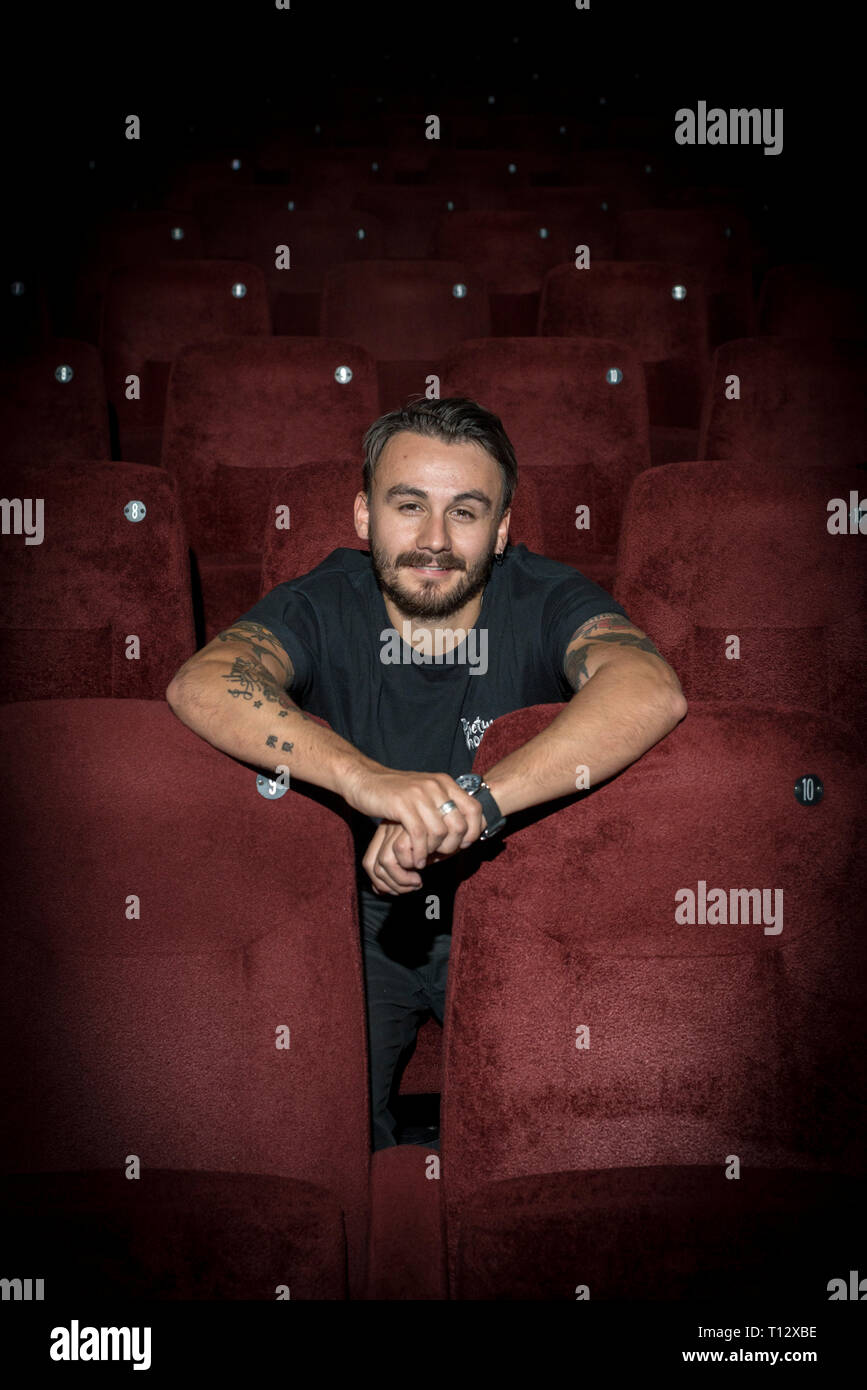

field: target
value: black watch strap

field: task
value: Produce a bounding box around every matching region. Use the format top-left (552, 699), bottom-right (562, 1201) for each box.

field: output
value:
top-left (475, 781), bottom-right (506, 840)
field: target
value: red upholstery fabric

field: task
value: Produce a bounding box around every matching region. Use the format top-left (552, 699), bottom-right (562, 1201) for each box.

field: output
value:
top-left (363, 1147), bottom-right (447, 1299)
top-left (434, 212), bottom-right (569, 294)
top-left (0, 461), bottom-right (195, 701)
top-left (320, 260), bottom-right (490, 362)
top-left (538, 260), bottom-right (711, 428)
top-left (160, 336), bottom-right (379, 640)
top-left (500, 187), bottom-right (618, 257)
top-left (0, 699), bottom-right (371, 1298)
top-left (0, 340), bottom-right (110, 463)
top-left (195, 200), bottom-right (386, 294)
top-left (438, 702), bottom-right (866, 1296)
top-left (698, 337), bottom-right (867, 468)
top-left (100, 260), bottom-right (271, 463)
top-left (352, 187), bottom-right (471, 259)
top-left (161, 337), bottom-right (379, 556)
top-left (615, 206), bottom-right (759, 346)
top-left (612, 461), bottom-right (867, 739)
top-left (441, 336), bottom-right (651, 580)
top-left (73, 212), bottom-right (204, 343)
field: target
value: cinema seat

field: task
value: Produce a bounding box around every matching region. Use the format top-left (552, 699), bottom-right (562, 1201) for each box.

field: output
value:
top-left (758, 263), bottom-right (867, 339)
top-left (441, 336), bottom-right (651, 586)
top-left (436, 702), bottom-right (867, 1296)
top-left (0, 461), bottom-right (195, 702)
top-left (538, 260), bottom-right (711, 465)
top-left (500, 187), bottom-right (618, 259)
top-left (612, 461), bottom-right (867, 739)
top-left (319, 260), bottom-right (490, 407)
top-left (351, 187), bottom-right (470, 259)
top-left (0, 699), bottom-right (372, 1298)
top-left (425, 149), bottom-right (546, 200)
top-left (288, 148), bottom-right (397, 208)
top-left (195, 200), bottom-right (386, 334)
top-left (100, 260), bottom-right (271, 467)
top-left (615, 206), bottom-right (759, 347)
top-left (434, 211), bottom-right (570, 334)
top-left (0, 340), bottom-right (110, 464)
top-left (698, 338), bottom-right (867, 469)
top-left (72, 210), bottom-right (204, 345)
top-left (159, 337), bottom-right (378, 642)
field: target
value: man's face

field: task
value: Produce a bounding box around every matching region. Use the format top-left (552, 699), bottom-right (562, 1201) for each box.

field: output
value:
top-left (355, 430), bottom-right (510, 621)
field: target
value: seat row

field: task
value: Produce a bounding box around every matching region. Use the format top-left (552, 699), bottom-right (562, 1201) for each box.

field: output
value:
top-left (2, 456), bottom-right (863, 744)
top-left (1, 694), bottom-right (864, 1297)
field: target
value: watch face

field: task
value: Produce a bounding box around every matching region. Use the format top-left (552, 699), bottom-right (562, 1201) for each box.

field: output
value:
top-left (455, 772), bottom-right (482, 794)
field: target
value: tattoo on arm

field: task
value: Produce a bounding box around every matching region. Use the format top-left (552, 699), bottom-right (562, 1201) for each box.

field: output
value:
top-left (563, 612), bottom-right (666, 693)
top-left (215, 621), bottom-right (292, 685)
top-left (222, 655), bottom-right (312, 720)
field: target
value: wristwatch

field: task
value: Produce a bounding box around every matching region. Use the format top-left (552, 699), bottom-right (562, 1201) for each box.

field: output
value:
top-left (455, 773), bottom-right (506, 840)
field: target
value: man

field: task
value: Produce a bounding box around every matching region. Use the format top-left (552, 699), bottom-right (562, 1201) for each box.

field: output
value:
top-left (166, 397), bottom-right (687, 1152)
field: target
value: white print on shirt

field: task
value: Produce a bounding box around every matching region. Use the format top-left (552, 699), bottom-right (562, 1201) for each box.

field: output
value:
top-left (461, 715), bottom-right (495, 752)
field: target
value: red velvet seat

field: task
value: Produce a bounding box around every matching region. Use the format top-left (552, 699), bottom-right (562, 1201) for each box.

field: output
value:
top-left (319, 260), bottom-right (491, 408)
top-left (500, 186), bottom-right (618, 257)
top-left (0, 340), bottom-right (110, 464)
top-left (72, 209), bottom-right (204, 344)
top-left (100, 260), bottom-right (271, 467)
top-left (435, 702), bottom-right (867, 1296)
top-left (441, 336), bottom-right (651, 586)
top-left (698, 338), bottom-right (867, 469)
top-left (195, 199), bottom-right (386, 334)
top-left (288, 148), bottom-right (398, 209)
top-left (351, 187), bottom-right (470, 259)
top-left (538, 259), bottom-right (711, 463)
top-left (425, 148), bottom-right (550, 199)
top-left (613, 461), bottom-right (867, 739)
top-left (160, 337), bottom-right (380, 640)
top-left (0, 698), bottom-right (372, 1298)
top-left (0, 460), bottom-right (195, 702)
top-left (434, 211), bottom-right (569, 334)
top-left (615, 206), bottom-right (759, 347)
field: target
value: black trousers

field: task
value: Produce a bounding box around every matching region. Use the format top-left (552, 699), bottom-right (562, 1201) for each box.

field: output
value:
top-left (358, 874), bottom-right (454, 1152)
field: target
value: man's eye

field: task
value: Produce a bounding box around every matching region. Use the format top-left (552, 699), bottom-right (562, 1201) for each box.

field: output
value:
top-left (398, 504), bottom-right (476, 519)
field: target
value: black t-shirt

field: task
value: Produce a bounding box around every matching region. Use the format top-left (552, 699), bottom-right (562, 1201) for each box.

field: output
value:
top-left (234, 543), bottom-right (633, 915)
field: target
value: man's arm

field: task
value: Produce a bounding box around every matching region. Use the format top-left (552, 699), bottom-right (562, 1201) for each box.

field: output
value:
top-left (476, 612), bottom-right (687, 823)
top-left (165, 620), bottom-right (485, 863)
top-left (165, 619), bottom-right (385, 800)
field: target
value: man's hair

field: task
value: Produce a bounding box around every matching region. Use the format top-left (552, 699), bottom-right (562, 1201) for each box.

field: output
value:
top-left (362, 397), bottom-right (518, 522)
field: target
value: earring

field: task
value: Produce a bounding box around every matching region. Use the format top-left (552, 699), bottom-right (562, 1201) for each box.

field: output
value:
top-left (495, 550), bottom-right (504, 565)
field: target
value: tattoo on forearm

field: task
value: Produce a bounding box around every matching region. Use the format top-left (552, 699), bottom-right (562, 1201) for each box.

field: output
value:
top-left (265, 736), bottom-right (295, 752)
top-left (563, 613), bottom-right (665, 693)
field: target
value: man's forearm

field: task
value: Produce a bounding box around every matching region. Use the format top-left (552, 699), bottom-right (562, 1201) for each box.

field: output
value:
top-left (166, 660), bottom-right (384, 798)
top-left (483, 657), bottom-right (687, 820)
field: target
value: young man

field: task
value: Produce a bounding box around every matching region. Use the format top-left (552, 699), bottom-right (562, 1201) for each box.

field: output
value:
top-left (166, 397), bottom-right (687, 1152)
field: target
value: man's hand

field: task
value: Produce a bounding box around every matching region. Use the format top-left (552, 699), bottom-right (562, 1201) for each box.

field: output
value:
top-left (343, 768), bottom-right (484, 868)
top-left (363, 820), bottom-right (468, 895)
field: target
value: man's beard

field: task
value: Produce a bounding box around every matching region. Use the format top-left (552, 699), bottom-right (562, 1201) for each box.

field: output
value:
top-left (367, 517), bottom-right (498, 620)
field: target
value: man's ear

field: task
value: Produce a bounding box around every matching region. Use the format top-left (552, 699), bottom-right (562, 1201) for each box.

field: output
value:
top-left (354, 490), bottom-right (370, 541)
